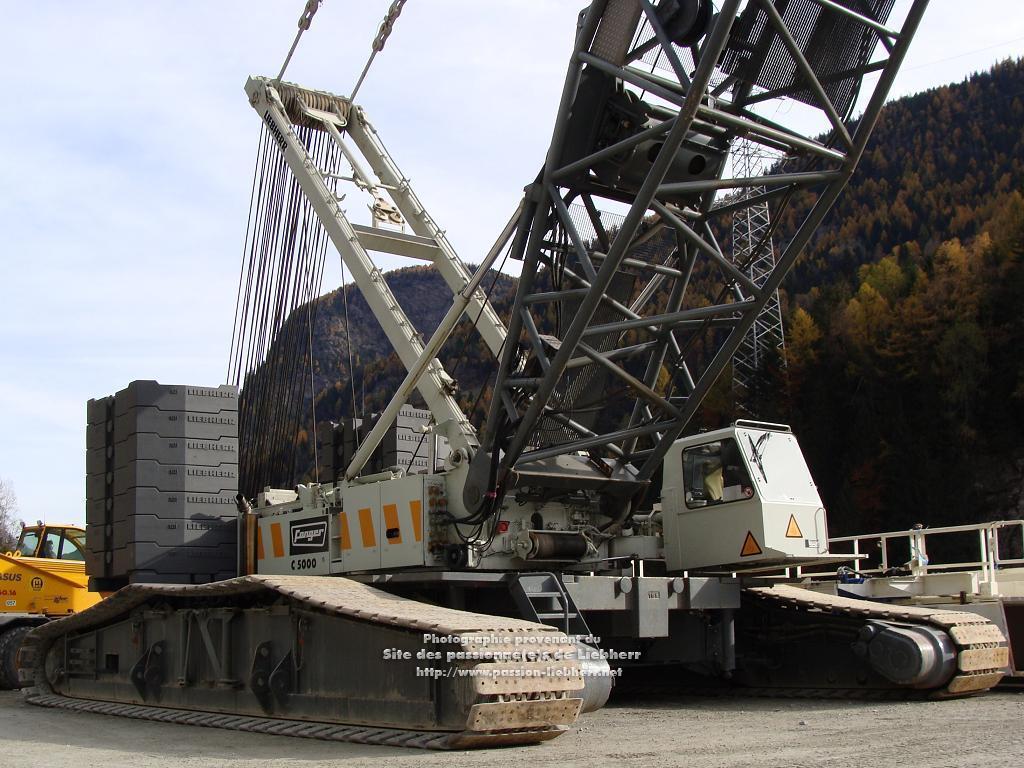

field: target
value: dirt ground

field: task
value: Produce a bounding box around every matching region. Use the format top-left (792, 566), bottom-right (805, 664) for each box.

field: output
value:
top-left (0, 689), bottom-right (1021, 768)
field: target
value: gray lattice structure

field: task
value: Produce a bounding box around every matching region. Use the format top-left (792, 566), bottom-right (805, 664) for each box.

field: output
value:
top-left (466, 0), bottom-right (927, 516)
top-left (731, 139), bottom-right (786, 415)
top-left (239, 0), bottom-right (929, 521)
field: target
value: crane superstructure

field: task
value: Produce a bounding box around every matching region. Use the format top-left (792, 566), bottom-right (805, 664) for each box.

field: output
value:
top-left (23, 0), bottom-right (1010, 751)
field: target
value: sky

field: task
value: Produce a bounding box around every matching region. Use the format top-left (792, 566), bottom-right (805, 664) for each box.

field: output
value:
top-left (1, 1), bottom-right (1022, 526)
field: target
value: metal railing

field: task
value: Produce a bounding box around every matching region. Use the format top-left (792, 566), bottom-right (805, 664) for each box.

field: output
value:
top-left (798, 520), bottom-right (1024, 582)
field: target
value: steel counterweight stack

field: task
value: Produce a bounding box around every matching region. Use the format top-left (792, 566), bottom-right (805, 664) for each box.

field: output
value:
top-left (85, 381), bottom-right (240, 590)
top-left (316, 405), bottom-right (453, 482)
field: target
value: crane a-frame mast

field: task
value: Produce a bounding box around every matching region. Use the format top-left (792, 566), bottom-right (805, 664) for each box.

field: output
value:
top-left (244, 78), bottom-right (511, 468)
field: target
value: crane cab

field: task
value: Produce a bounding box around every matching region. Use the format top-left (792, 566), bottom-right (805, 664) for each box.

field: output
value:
top-left (660, 421), bottom-right (851, 573)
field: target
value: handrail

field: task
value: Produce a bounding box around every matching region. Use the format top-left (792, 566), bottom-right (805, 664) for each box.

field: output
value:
top-left (796, 519), bottom-right (1024, 581)
top-left (827, 519), bottom-right (1024, 542)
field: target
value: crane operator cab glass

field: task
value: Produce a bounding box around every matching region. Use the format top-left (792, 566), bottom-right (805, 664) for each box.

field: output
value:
top-left (661, 422), bottom-right (854, 572)
top-left (683, 438), bottom-right (754, 507)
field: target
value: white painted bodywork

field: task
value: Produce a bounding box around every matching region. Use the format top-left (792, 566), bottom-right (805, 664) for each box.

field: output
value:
top-left (661, 423), bottom-right (843, 572)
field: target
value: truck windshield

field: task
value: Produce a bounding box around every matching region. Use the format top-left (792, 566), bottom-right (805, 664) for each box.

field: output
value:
top-left (738, 429), bottom-right (821, 505)
top-left (17, 529), bottom-right (39, 557)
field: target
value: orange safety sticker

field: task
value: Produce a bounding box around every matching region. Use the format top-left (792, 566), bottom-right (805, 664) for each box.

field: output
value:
top-left (409, 500), bottom-right (423, 543)
top-left (338, 512), bottom-right (352, 550)
top-left (383, 503), bottom-right (402, 544)
top-left (358, 508), bottom-right (376, 548)
top-left (270, 523), bottom-right (285, 558)
top-left (785, 514), bottom-right (804, 538)
top-left (740, 531), bottom-right (763, 557)
top-left (256, 526), bottom-right (265, 560)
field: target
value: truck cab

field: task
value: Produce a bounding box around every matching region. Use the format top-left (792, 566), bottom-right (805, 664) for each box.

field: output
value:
top-left (661, 421), bottom-right (851, 572)
top-left (1, 524), bottom-right (98, 617)
top-left (0, 524), bottom-right (100, 690)
top-left (12, 524), bottom-right (87, 562)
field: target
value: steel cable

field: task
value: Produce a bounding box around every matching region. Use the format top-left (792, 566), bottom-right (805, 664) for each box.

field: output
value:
top-left (228, 124), bottom-right (337, 498)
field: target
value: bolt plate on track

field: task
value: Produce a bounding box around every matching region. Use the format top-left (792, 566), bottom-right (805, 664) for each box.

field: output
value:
top-left (468, 698), bottom-right (583, 731)
top-left (470, 661), bottom-right (584, 695)
top-left (949, 623), bottom-right (1006, 645)
top-left (958, 647), bottom-right (1009, 673)
top-left (944, 672), bottom-right (1006, 695)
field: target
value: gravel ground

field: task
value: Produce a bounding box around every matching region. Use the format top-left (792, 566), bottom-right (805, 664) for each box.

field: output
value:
top-left (0, 689), bottom-right (1021, 768)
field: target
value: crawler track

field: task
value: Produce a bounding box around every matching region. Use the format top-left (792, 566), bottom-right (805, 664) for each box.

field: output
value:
top-left (734, 584), bottom-right (1007, 697)
top-left (22, 575), bottom-right (586, 749)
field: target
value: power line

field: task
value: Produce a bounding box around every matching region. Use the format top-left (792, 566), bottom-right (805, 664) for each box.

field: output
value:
top-left (904, 36), bottom-right (1024, 72)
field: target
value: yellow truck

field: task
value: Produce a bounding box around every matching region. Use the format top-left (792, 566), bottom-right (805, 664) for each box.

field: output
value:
top-left (0, 524), bottom-right (102, 688)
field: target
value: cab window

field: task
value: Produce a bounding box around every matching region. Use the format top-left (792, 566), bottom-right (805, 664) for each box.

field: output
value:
top-left (41, 530), bottom-right (62, 559)
top-left (683, 438), bottom-right (754, 509)
top-left (59, 529), bottom-right (86, 561)
top-left (17, 529), bottom-right (39, 557)
top-left (38, 529), bottom-right (85, 560)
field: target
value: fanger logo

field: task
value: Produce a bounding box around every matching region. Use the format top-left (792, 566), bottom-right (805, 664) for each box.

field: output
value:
top-left (289, 517), bottom-right (328, 555)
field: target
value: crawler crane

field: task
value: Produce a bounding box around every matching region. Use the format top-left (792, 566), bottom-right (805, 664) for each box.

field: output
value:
top-left (24, 0), bottom-right (1009, 750)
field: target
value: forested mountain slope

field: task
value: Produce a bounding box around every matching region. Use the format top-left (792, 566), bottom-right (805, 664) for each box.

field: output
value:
top-left (782, 58), bottom-right (1024, 297)
top-left (774, 59), bottom-right (1024, 534)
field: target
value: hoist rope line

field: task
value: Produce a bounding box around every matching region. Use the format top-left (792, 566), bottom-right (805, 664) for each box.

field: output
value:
top-left (349, 0), bottom-right (408, 102)
top-left (229, 124), bottom-right (337, 497)
top-left (275, 0), bottom-right (324, 85)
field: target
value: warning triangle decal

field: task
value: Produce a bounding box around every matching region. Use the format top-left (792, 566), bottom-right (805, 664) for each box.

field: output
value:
top-left (785, 514), bottom-right (804, 539)
top-left (740, 531), bottom-right (763, 557)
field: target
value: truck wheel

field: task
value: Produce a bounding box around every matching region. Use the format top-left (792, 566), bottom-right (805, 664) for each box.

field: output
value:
top-left (0, 625), bottom-right (32, 690)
